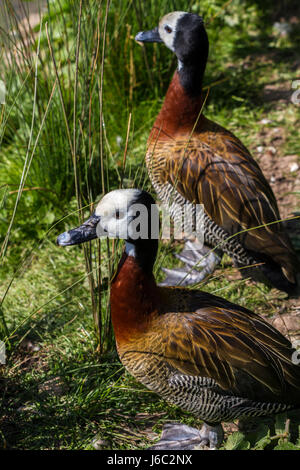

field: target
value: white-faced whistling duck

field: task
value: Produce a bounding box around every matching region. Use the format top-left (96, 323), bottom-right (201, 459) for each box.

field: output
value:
top-left (135, 12), bottom-right (299, 294)
top-left (57, 189), bottom-right (300, 450)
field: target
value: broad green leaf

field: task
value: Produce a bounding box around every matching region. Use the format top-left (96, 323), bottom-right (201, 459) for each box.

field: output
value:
top-left (274, 442), bottom-right (300, 450)
top-left (254, 432), bottom-right (272, 450)
top-left (224, 432), bottom-right (250, 450)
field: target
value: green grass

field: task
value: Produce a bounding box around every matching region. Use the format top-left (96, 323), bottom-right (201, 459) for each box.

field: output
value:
top-left (0, 0), bottom-right (300, 450)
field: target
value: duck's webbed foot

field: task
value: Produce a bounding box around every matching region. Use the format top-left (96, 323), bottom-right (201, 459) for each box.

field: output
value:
top-left (159, 241), bottom-right (221, 287)
top-left (149, 422), bottom-right (224, 450)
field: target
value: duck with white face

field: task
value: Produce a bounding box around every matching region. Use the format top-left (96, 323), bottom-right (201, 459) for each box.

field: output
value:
top-left (135, 11), bottom-right (209, 95)
top-left (57, 189), bottom-right (300, 451)
top-left (57, 189), bottom-right (159, 271)
top-left (135, 12), bottom-right (299, 293)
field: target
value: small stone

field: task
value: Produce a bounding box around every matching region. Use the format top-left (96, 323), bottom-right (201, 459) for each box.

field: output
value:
top-left (260, 118), bottom-right (272, 125)
top-left (290, 162), bottom-right (299, 173)
top-left (257, 146), bottom-right (264, 153)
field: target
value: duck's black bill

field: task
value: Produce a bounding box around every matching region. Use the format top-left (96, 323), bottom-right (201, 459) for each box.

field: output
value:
top-left (135, 27), bottom-right (163, 43)
top-left (57, 214), bottom-right (100, 246)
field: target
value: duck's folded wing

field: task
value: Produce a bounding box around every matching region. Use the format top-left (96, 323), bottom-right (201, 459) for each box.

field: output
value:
top-left (163, 139), bottom-right (296, 279)
top-left (162, 306), bottom-right (299, 399)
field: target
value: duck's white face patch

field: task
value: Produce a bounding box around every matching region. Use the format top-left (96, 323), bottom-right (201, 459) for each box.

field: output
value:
top-left (158, 11), bottom-right (186, 52)
top-left (95, 188), bottom-right (154, 241)
top-left (95, 189), bottom-right (141, 239)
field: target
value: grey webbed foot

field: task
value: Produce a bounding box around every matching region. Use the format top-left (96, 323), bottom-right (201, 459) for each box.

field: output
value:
top-left (159, 241), bottom-right (221, 287)
top-left (149, 422), bottom-right (224, 450)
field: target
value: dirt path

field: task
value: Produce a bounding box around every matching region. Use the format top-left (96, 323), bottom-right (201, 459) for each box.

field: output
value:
top-left (250, 81), bottom-right (300, 344)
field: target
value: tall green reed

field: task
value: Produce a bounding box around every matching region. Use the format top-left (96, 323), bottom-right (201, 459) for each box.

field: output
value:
top-left (0, 0), bottom-right (197, 354)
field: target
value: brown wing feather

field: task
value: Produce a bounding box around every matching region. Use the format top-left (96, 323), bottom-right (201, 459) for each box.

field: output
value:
top-left (159, 288), bottom-right (300, 403)
top-left (159, 127), bottom-right (297, 280)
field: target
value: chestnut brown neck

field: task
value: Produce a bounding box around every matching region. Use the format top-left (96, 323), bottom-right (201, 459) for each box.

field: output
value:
top-left (149, 71), bottom-right (205, 141)
top-left (110, 252), bottom-right (159, 346)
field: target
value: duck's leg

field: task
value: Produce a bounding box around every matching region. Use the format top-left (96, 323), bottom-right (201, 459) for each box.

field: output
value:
top-left (149, 422), bottom-right (224, 450)
top-left (159, 240), bottom-right (222, 287)
top-left (198, 422), bottom-right (224, 449)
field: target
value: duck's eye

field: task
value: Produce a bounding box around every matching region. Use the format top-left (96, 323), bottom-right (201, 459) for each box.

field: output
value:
top-left (115, 210), bottom-right (123, 220)
top-left (164, 25), bottom-right (172, 34)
